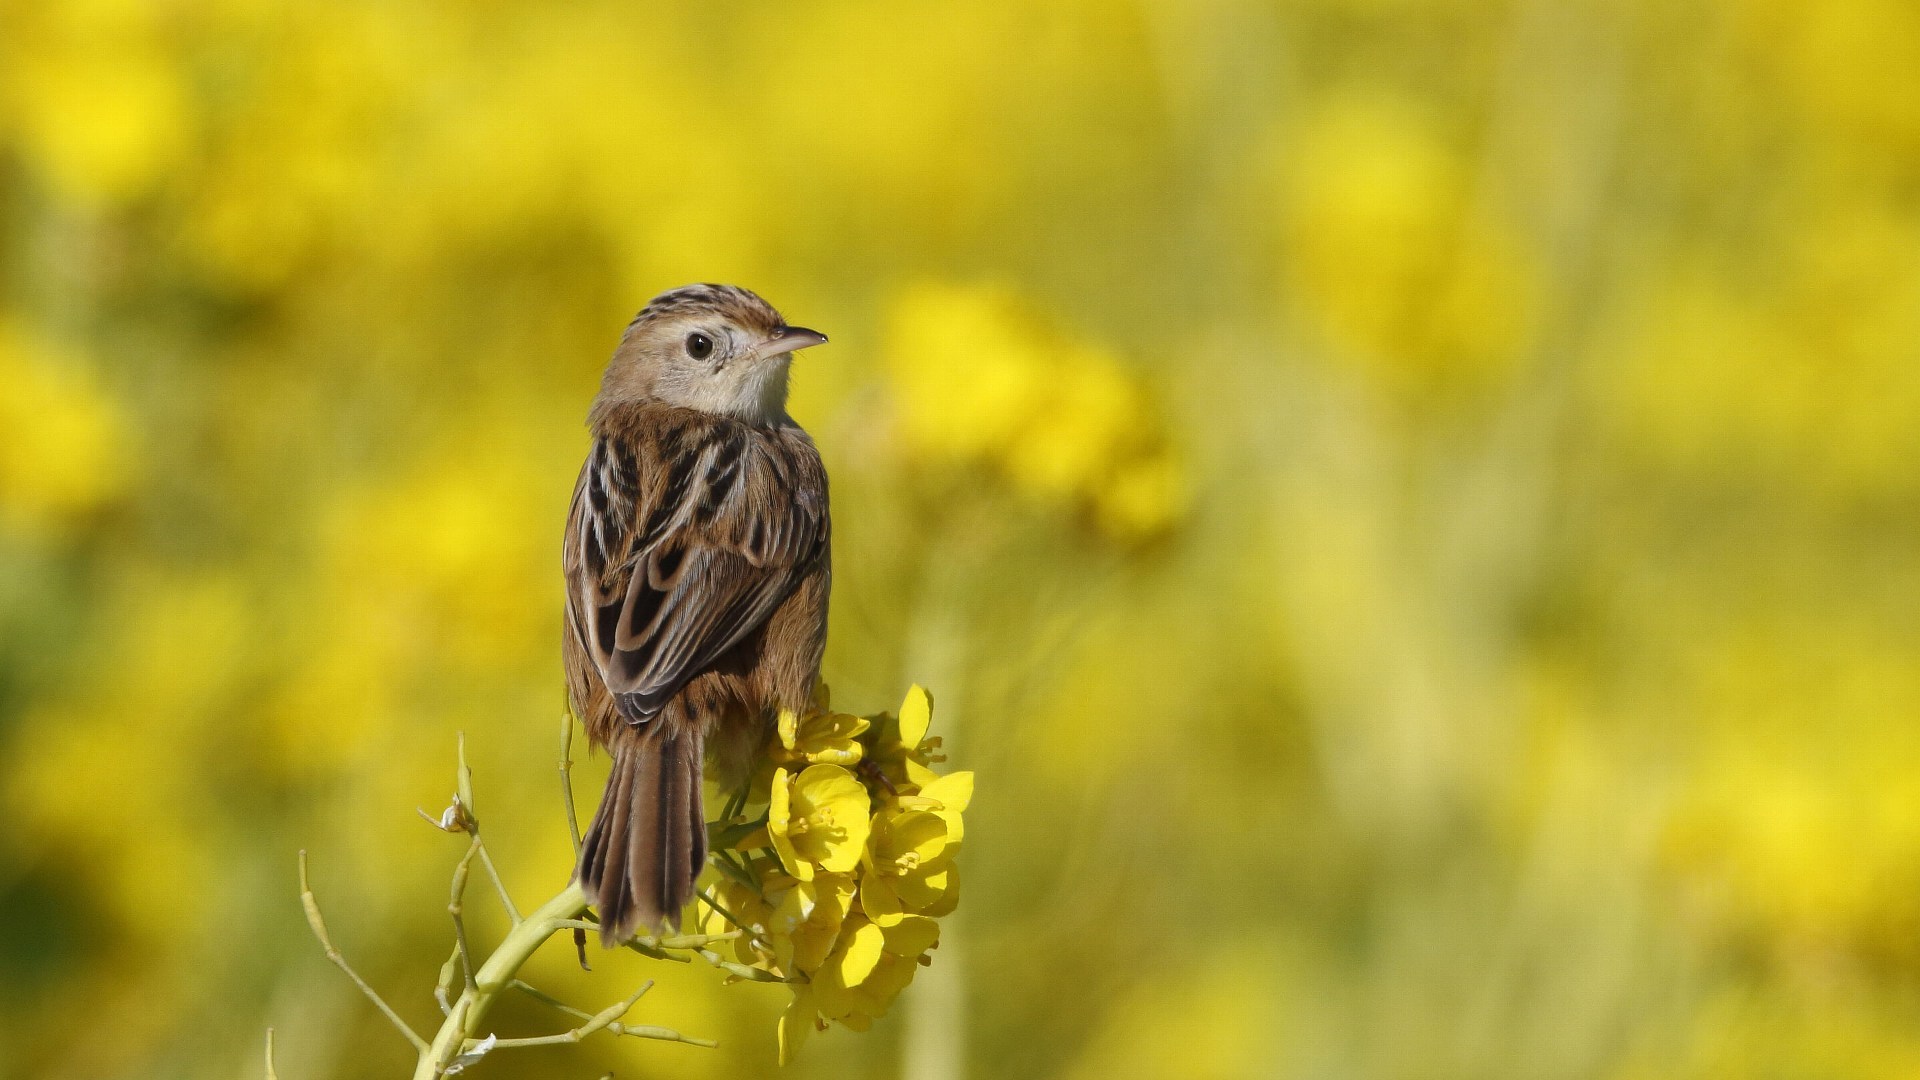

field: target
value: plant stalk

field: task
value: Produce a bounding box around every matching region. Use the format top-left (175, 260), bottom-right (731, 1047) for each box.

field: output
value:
top-left (413, 881), bottom-right (589, 1079)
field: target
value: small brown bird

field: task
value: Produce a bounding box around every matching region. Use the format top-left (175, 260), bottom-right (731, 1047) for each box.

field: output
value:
top-left (564, 284), bottom-right (831, 944)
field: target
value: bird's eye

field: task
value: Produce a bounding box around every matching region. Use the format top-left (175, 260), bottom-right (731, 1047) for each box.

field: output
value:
top-left (685, 332), bottom-right (714, 360)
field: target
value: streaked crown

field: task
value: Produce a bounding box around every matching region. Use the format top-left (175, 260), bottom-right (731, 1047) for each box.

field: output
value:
top-left (624, 283), bottom-right (786, 340)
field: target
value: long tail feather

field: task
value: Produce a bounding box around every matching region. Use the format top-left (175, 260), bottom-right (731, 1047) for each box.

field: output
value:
top-left (576, 730), bottom-right (706, 946)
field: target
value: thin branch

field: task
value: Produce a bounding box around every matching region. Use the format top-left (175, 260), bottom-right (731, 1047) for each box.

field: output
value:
top-left (264, 1028), bottom-right (278, 1080)
top-left (623, 938), bottom-right (693, 964)
top-left (415, 882), bottom-right (593, 1079)
top-left (447, 838), bottom-right (482, 994)
top-left (569, 909), bottom-right (692, 963)
top-left (298, 851), bottom-right (430, 1053)
top-left (471, 841), bottom-right (521, 925)
top-left (513, 977), bottom-right (703, 1043)
top-left (309, 732), bottom-right (734, 1077)
top-left (486, 1022), bottom-right (716, 1048)
top-left (512, 978), bottom-right (597, 1020)
top-left (454, 732), bottom-right (477, 816)
top-left (550, 921), bottom-right (740, 950)
top-left (451, 732), bottom-right (522, 924)
top-left (695, 887), bottom-right (752, 932)
top-left (720, 780), bottom-right (749, 826)
top-left (709, 849), bottom-right (760, 890)
top-left (694, 886), bottom-right (776, 953)
top-left (434, 941), bottom-right (462, 1015)
top-left (695, 949), bottom-right (786, 983)
top-left (471, 980), bottom-right (714, 1048)
top-left (559, 709), bottom-right (583, 856)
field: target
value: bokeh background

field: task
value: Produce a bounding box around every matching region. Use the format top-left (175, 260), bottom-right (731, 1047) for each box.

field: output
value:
top-left (2, 1), bottom-right (1917, 1077)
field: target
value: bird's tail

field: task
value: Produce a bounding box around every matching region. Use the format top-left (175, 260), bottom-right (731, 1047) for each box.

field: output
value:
top-left (576, 728), bottom-right (707, 946)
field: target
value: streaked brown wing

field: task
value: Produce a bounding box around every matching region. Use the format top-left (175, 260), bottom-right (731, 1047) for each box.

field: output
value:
top-left (565, 414), bottom-right (824, 722)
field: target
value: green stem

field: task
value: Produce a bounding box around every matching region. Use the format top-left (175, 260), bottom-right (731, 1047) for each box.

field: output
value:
top-left (413, 881), bottom-right (589, 1080)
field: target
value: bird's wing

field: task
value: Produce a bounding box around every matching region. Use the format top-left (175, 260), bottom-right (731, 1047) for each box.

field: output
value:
top-left (565, 414), bottom-right (826, 722)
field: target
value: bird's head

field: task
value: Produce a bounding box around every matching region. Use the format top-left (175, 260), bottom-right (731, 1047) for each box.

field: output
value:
top-left (597, 283), bottom-right (828, 426)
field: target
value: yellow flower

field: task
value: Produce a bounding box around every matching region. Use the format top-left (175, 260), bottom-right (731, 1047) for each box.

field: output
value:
top-left (0, 323), bottom-right (127, 537)
top-left (1275, 89), bottom-right (1537, 395)
top-left (767, 873), bottom-right (856, 976)
top-left (6, 20), bottom-right (190, 207)
top-left (859, 807), bottom-right (955, 925)
top-left (912, 770), bottom-right (975, 845)
top-left (809, 914), bottom-right (942, 1029)
top-left (862, 685), bottom-right (947, 794)
top-left (768, 764), bottom-right (871, 881)
top-left (699, 873), bottom-right (780, 970)
top-left (753, 683), bottom-right (968, 1061)
top-left (882, 282), bottom-right (1184, 541)
top-left (778, 984), bottom-right (825, 1066)
top-left (774, 705), bottom-right (869, 768)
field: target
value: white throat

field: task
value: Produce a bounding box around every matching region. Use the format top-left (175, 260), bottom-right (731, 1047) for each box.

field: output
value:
top-left (737, 356), bottom-right (793, 425)
top-left (656, 354), bottom-right (793, 426)
top-left (737, 353), bottom-right (791, 420)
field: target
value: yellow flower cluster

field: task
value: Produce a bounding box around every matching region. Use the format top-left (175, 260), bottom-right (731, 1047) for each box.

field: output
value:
top-left (0, 323), bottom-right (127, 539)
top-left (701, 684), bottom-right (972, 1064)
top-left (883, 282), bottom-right (1183, 540)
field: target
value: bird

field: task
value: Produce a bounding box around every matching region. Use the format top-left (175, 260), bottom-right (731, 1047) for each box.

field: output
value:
top-left (563, 283), bottom-right (832, 945)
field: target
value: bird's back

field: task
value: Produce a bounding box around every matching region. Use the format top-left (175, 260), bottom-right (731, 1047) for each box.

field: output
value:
top-left (563, 402), bottom-right (829, 751)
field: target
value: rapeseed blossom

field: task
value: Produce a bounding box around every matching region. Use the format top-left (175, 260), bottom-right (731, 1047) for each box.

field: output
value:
top-left (863, 684), bottom-right (945, 792)
top-left (859, 806), bottom-right (955, 925)
top-left (0, 324), bottom-right (127, 538)
top-left (700, 683), bottom-right (971, 1063)
top-left (883, 283), bottom-right (1184, 540)
top-left (774, 701), bottom-right (870, 768)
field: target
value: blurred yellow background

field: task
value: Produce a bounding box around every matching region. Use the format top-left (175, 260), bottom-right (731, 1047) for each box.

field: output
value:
top-left (3, 0), bottom-right (1918, 1077)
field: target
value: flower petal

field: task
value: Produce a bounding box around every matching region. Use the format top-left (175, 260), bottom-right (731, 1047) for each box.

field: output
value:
top-left (893, 865), bottom-right (950, 909)
top-left (830, 711), bottom-right (871, 740)
top-left (767, 766), bottom-right (810, 880)
top-left (890, 809), bottom-right (950, 862)
top-left (905, 758), bottom-right (942, 790)
top-left (778, 987), bottom-right (817, 1065)
top-left (793, 764), bottom-right (872, 873)
top-left (837, 919), bottom-right (886, 987)
top-left (861, 871), bottom-right (907, 926)
top-left (921, 866), bottom-right (960, 918)
top-left (919, 771), bottom-right (974, 814)
top-left (881, 914), bottom-right (941, 960)
top-left (899, 684), bottom-right (933, 745)
top-left (773, 874), bottom-right (854, 975)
